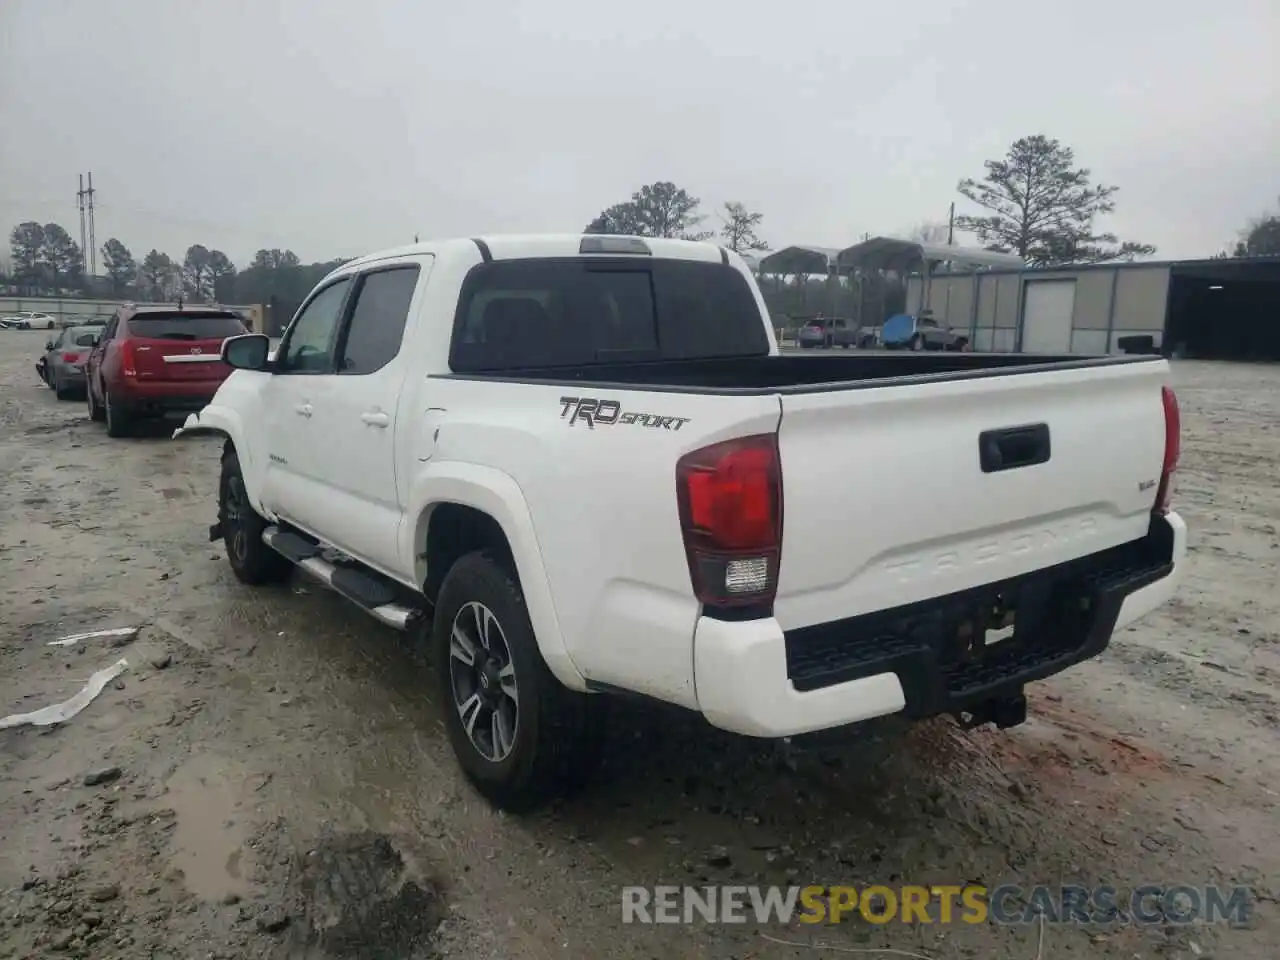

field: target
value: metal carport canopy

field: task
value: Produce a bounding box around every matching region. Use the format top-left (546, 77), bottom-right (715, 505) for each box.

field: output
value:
top-left (836, 236), bottom-right (1025, 272)
top-left (756, 245), bottom-right (841, 275)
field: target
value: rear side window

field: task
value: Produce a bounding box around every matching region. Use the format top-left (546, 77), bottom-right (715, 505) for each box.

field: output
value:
top-left (449, 258), bottom-right (769, 373)
top-left (338, 266), bottom-right (420, 375)
top-left (125, 312), bottom-right (246, 340)
top-left (71, 331), bottom-right (97, 347)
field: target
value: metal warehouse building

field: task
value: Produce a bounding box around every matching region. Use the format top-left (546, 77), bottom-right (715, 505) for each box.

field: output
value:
top-left (905, 254), bottom-right (1280, 359)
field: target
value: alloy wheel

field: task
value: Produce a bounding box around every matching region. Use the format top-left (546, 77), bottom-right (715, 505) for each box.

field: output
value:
top-left (448, 601), bottom-right (519, 762)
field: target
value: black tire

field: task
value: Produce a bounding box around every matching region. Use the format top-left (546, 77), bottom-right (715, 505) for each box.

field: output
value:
top-left (86, 382), bottom-right (106, 422)
top-left (219, 450), bottom-right (292, 585)
top-left (104, 389), bottom-right (131, 438)
top-left (432, 550), bottom-right (602, 813)
top-left (53, 372), bottom-right (74, 401)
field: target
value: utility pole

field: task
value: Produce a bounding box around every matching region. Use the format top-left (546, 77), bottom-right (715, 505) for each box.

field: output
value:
top-left (86, 172), bottom-right (97, 277)
top-left (947, 202), bottom-right (955, 246)
top-left (77, 175), bottom-right (88, 275)
top-left (75, 173), bottom-right (99, 278)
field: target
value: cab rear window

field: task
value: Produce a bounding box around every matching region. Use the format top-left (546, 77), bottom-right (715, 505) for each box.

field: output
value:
top-left (125, 312), bottom-right (246, 340)
top-left (449, 258), bottom-right (770, 372)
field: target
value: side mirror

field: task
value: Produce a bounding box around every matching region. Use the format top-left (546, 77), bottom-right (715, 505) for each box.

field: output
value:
top-left (45, 340), bottom-right (54, 351)
top-left (222, 333), bottom-right (271, 371)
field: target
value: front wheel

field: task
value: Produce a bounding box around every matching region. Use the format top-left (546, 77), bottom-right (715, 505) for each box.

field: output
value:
top-left (219, 450), bottom-right (293, 585)
top-left (432, 550), bottom-right (602, 813)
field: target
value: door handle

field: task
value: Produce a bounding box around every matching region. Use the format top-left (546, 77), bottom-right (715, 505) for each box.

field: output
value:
top-left (361, 411), bottom-right (390, 428)
top-left (979, 423), bottom-right (1050, 473)
top-left (295, 403), bottom-right (313, 418)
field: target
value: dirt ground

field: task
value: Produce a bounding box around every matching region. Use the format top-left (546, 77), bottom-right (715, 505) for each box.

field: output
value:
top-left (0, 330), bottom-right (1276, 960)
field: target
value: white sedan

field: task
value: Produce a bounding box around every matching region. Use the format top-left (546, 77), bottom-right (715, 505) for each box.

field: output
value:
top-left (0, 312), bottom-right (58, 330)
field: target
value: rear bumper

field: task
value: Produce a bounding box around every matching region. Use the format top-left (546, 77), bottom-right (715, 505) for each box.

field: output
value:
top-left (113, 379), bottom-right (222, 414)
top-left (55, 366), bottom-right (86, 385)
top-left (693, 511), bottom-right (1186, 738)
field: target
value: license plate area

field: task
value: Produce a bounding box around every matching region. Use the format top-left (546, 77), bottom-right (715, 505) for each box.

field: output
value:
top-left (783, 518), bottom-right (1176, 703)
top-left (936, 579), bottom-right (1093, 697)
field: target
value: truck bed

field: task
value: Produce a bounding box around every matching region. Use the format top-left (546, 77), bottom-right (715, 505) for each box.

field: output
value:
top-left (441, 352), bottom-right (1158, 394)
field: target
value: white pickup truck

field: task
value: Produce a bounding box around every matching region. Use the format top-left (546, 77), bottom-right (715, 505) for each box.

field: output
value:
top-left (174, 234), bottom-right (1185, 812)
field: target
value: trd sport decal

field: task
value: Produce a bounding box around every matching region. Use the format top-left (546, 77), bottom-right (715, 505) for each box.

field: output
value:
top-left (559, 396), bottom-right (690, 431)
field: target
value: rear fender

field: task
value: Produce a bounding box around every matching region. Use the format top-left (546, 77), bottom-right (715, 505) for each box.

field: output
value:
top-left (405, 461), bottom-right (586, 692)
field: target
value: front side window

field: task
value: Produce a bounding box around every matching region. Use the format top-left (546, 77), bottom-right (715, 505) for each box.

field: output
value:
top-left (279, 278), bottom-right (351, 373)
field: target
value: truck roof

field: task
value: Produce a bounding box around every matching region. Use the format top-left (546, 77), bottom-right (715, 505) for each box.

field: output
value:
top-left (341, 235), bottom-right (736, 273)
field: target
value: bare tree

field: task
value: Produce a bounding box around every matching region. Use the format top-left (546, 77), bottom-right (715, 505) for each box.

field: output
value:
top-left (718, 202), bottom-right (769, 253)
top-left (955, 135), bottom-right (1155, 266)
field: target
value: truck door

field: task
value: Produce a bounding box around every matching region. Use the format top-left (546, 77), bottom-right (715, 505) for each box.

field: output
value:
top-left (322, 259), bottom-right (430, 572)
top-left (259, 277), bottom-right (353, 533)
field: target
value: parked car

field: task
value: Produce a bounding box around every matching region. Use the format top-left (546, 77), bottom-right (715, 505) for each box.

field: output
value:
top-left (174, 233), bottom-right (1185, 814)
top-left (882, 312), bottom-right (970, 351)
top-left (1, 311), bottom-right (57, 330)
top-left (36, 325), bottom-right (100, 399)
top-left (84, 304), bottom-right (248, 437)
top-left (796, 316), bottom-right (859, 348)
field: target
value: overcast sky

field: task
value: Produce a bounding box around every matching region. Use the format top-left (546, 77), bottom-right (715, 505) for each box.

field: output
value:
top-left (3, 0), bottom-right (1277, 267)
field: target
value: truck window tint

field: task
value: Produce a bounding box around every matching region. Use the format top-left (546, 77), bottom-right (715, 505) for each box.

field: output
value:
top-left (339, 267), bottom-right (420, 375)
top-left (280, 278), bottom-right (351, 373)
top-left (125, 313), bottom-right (247, 340)
top-left (450, 259), bottom-right (769, 372)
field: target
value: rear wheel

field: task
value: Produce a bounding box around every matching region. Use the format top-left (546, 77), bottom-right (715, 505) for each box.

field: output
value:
top-left (53, 371), bottom-right (74, 401)
top-left (219, 450), bottom-right (293, 585)
top-left (432, 550), bottom-right (602, 812)
top-left (86, 382), bottom-right (106, 422)
top-left (104, 389), bottom-right (132, 437)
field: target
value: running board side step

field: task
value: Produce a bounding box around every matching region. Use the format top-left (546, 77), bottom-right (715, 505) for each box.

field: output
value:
top-left (261, 526), bottom-right (422, 632)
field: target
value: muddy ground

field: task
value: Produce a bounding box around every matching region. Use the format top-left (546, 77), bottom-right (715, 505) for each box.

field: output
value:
top-left (0, 330), bottom-right (1276, 960)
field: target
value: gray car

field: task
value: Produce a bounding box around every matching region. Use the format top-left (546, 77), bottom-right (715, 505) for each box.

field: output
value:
top-left (36, 325), bottom-right (99, 400)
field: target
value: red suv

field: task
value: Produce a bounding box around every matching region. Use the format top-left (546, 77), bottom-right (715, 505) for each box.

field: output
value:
top-left (85, 304), bottom-right (248, 437)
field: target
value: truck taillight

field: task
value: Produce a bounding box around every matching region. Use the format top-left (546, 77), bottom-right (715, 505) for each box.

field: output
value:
top-left (1155, 385), bottom-right (1180, 515)
top-left (61, 351), bottom-right (81, 363)
top-left (676, 434), bottom-right (782, 608)
top-left (120, 341), bottom-right (137, 378)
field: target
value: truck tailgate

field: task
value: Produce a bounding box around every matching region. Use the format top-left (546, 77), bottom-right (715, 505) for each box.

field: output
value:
top-left (774, 359), bottom-right (1170, 631)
